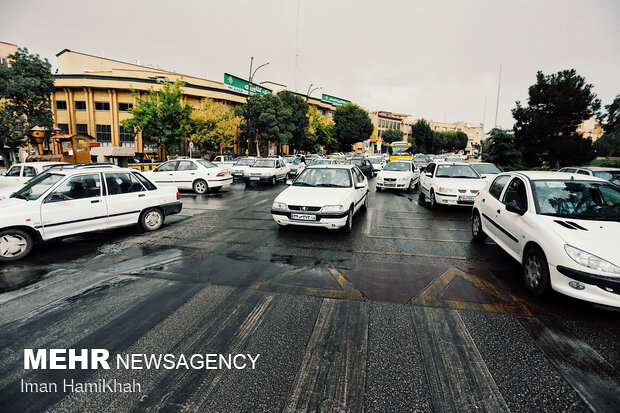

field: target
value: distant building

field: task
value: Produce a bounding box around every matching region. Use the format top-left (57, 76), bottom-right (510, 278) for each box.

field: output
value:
top-left (0, 41), bottom-right (18, 67)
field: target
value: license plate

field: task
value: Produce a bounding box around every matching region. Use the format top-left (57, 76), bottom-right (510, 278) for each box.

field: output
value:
top-left (458, 195), bottom-right (474, 201)
top-left (233, 172), bottom-right (242, 176)
top-left (250, 176), bottom-right (260, 181)
top-left (384, 183), bottom-right (395, 187)
top-left (291, 214), bottom-right (316, 221)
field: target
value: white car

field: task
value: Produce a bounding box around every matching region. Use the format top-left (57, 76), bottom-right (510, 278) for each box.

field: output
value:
top-left (376, 160), bottom-right (420, 192)
top-left (471, 171), bottom-right (620, 308)
top-left (143, 158), bottom-right (232, 194)
top-left (271, 164), bottom-right (369, 232)
top-left (470, 162), bottom-right (503, 183)
top-left (0, 162), bottom-right (69, 188)
top-left (0, 167), bottom-right (181, 261)
top-left (558, 166), bottom-right (620, 186)
top-left (231, 157), bottom-right (257, 180)
top-left (243, 158), bottom-right (289, 186)
top-left (212, 155), bottom-right (235, 168)
top-left (288, 158), bottom-right (306, 177)
top-left (419, 161), bottom-right (487, 208)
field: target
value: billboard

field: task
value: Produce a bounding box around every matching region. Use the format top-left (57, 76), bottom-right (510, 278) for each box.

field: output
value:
top-left (224, 73), bottom-right (272, 96)
top-left (321, 94), bottom-right (350, 106)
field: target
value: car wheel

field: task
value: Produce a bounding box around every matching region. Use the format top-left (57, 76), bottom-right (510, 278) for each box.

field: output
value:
top-left (343, 206), bottom-right (354, 232)
top-left (429, 189), bottom-right (437, 209)
top-left (271, 176), bottom-right (276, 186)
top-left (140, 208), bottom-right (164, 231)
top-left (523, 247), bottom-right (552, 296)
top-left (471, 210), bottom-right (487, 241)
top-left (0, 229), bottom-right (33, 262)
top-left (376, 186), bottom-right (382, 192)
top-left (362, 193), bottom-right (369, 210)
top-left (193, 179), bottom-right (208, 194)
top-left (408, 179), bottom-right (415, 192)
top-left (418, 191), bottom-right (425, 203)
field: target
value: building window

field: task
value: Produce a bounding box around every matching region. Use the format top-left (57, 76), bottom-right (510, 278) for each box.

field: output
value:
top-left (96, 124), bottom-right (112, 146)
top-left (143, 142), bottom-right (158, 151)
top-left (434, 126), bottom-right (439, 131)
top-left (0, 57), bottom-right (6, 66)
top-left (450, 128), bottom-right (455, 132)
top-left (119, 126), bottom-right (135, 147)
top-left (56, 101), bottom-right (67, 110)
top-left (57, 123), bottom-right (69, 134)
top-left (95, 101), bottom-right (110, 111)
top-left (118, 102), bottom-right (133, 112)
top-left (317, 109), bottom-right (325, 116)
top-left (328, 112), bottom-right (333, 118)
top-left (76, 124), bottom-right (88, 134)
top-left (442, 127), bottom-right (447, 132)
top-left (75, 101), bottom-right (86, 111)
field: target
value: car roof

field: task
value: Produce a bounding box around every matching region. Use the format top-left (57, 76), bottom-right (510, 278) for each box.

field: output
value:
top-left (12, 161), bottom-right (69, 167)
top-left (46, 166), bottom-right (138, 175)
top-left (561, 166), bottom-right (620, 172)
top-left (307, 164), bottom-right (354, 170)
top-left (434, 161), bottom-right (472, 166)
top-left (504, 170), bottom-right (609, 182)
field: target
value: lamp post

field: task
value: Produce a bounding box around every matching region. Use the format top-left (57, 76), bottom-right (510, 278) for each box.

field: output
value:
top-left (306, 84), bottom-right (322, 102)
top-left (245, 56), bottom-right (269, 155)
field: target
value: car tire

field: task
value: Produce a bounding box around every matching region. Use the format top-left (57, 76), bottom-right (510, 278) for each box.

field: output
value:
top-left (271, 176), bottom-right (276, 186)
top-left (376, 187), bottom-right (382, 192)
top-left (414, 181), bottom-right (419, 191)
top-left (471, 210), bottom-right (487, 241)
top-left (429, 189), bottom-right (437, 209)
top-left (408, 179), bottom-right (415, 192)
top-left (343, 206), bottom-right (354, 233)
top-left (0, 229), bottom-right (33, 262)
top-left (140, 208), bottom-right (164, 232)
top-left (362, 193), bottom-right (369, 210)
top-left (418, 191), bottom-right (425, 203)
top-left (522, 247), bottom-right (552, 296)
top-left (193, 179), bottom-right (208, 195)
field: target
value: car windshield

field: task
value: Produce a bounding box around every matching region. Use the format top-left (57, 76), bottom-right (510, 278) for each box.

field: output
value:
top-left (196, 160), bottom-right (216, 168)
top-left (368, 158), bottom-right (381, 164)
top-left (235, 159), bottom-right (255, 166)
top-left (352, 159), bottom-right (365, 166)
top-left (435, 164), bottom-right (480, 178)
top-left (293, 168), bottom-right (352, 188)
top-left (593, 170), bottom-right (620, 186)
top-left (391, 146), bottom-right (411, 155)
top-left (311, 159), bottom-right (332, 165)
top-left (384, 162), bottom-right (410, 171)
top-left (11, 172), bottom-right (64, 201)
top-left (253, 159), bottom-right (275, 168)
top-left (472, 163), bottom-right (503, 174)
top-left (532, 180), bottom-right (620, 221)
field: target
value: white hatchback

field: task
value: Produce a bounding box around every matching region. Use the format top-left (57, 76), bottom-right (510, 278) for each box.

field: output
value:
top-left (0, 167), bottom-right (181, 261)
top-left (376, 161), bottom-right (420, 192)
top-left (472, 171), bottom-right (620, 308)
top-left (143, 158), bottom-right (232, 194)
top-left (419, 162), bottom-right (487, 208)
top-left (271, 164), bottom-right (369, 231)
top-left (243, 158), bottom-right (289, 186)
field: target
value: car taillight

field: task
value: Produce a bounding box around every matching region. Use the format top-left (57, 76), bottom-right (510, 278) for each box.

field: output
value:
top-left (176, 192), bottom-right (180, 200)
top-left (476, 191), bottom-right (480, 197)
top-left (216, 172), bottom-right (225, 177)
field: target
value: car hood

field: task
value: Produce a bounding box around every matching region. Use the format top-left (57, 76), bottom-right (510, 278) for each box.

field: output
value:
top-left (378, 170), bottom-right (411, 179)
top-left (434, 177), bottom-right (486, 190)
top-left (275, 186), bottom-right (349, 207)
top-left (538, 215), bottom-right (620, 265)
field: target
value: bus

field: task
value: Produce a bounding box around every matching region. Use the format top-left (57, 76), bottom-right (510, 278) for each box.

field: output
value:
top-left (389, 141), bottom-right (412, 161)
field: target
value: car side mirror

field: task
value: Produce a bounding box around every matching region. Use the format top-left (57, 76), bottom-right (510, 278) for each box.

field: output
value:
top-left (45, 193), bottom-right (66, 203)
top-left (505, 202), bottom-right (525, 216)
top-left (286, 180), bottom-right (293, 185)
top-left (480, 175), bottom-right (487, 179)
top-left (355, 182), bottom-right (365, 189)
top-left (425, 172), bottom-right (432, 177)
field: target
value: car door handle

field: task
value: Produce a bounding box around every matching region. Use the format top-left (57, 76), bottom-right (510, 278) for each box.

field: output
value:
top-left (191, 173), bottom-right (195, 175)
top-left (91, 200), bottom-right (100, 203)
top-left (496, 209), bottom-right (501, 214)
top-left (138, 194), bottom-right (145, 197)
top-left (482, 198), bottom-right (485, 202)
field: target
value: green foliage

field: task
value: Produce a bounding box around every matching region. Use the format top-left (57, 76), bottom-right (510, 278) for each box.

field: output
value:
top-left (333, 103), bottom-right (374, 151)
top-left (594, 95), bottom-right (620, 157)
top-left (512, 69), bottom-right (600, 168)
top-left (410, 119), bottom-right (433, 153)
top-left (278, 91), bottom-right (309, 151)
top-left (590, 157), bottom-right (620, 167)
top-left (121, 79), bottom-right (193, 151)
top-left (0, 104), bottom-right (29, 167)
top-left (190, 99), bottom-right (240, 151)
top-left (381, 129), bottom-right (403, 144)
top-left (307, 106), bottom-right (336, 153)
top-left (427, 131), bottom-right (469, 154)
top-left (481, 128), bottom-right (524, 171)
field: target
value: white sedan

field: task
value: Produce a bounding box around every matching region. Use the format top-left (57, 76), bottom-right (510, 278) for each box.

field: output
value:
top-left (271, 164), bottom-right (369, 232)
top-left (243, 158), bottom-right (289, 186)
top-left (0, 167), bottom-right (181, 261)
top-left (143, 158), bottom-right (232, 194)
top-left (472, 171), bottom-right (620, 308)
top-left (231, 157), bottom-right (257, 180)
top-left (419, 161), bottom-right (487, 208)
top-left (0, 162), bottom-right (68, 188)
top-left (376, 161), bottom-right (419, 192)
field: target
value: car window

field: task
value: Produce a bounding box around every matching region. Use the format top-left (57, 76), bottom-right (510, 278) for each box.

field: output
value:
top-left (294, 168), bottom-right (352, 188)
top-left (177, 161), bottom-right (197, 171)
top-left (502, 178), bottom-right (528, 211)
top-left (105, 172), bottom-right (145, 195)
top-left (576, 170), bottom-right (590, 176)
top-left (133, 172), bottom-right (157, 190)
top-left (13, 173), bottom-right (64, 201)
top-left (562, 168), bottom-right (576, 173)
top-left (50, 173), bottom-right (102, 200)
top-left (425, 163), bottom-right (436, 175)
top-left (593, 170), bottom-right (620, 186)
top-left (353, 168), bottom-right (365, 183)
top-left (6, 166), bottom-right (21, 176)
top-left (435, 164), bottom-right (479, 178)
top-left (532, 180), bottom-right (620, 220)
top-left (23, 166), bottom-right (37, 177)
top-left (489, 175), bottom-right (511, 200)
top-left (155, 161), bottom-right (177, 172)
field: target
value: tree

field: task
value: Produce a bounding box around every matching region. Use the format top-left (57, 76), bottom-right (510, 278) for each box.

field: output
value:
top-left (121, 79), bottom-right (193, 154)
top-left (381, 129), bottom-right (403, 144)
top-left (190, 99), bottom-right (240, 151)
top-left (306, 106), bottom-right (332, 153)
top-left (594, 95), bottom-right (620, 157)
top-left (482, 128), bottom-right (524, 171)
top-left (235, 93), bottom-right (283, 156)
top-left (410, 119), bottom-right (433, 153)
top-left (277, 91), bottom-right (309, 152)
top-left (0, 47), bottom-right (54, 167)
top-left (512, 69), bottom-right (601, 167)
top-left (333, 103), bottom-right (374, 151)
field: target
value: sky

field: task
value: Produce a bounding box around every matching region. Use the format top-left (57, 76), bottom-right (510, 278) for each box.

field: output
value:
top-left (1, 0), bottom-right (619, 132)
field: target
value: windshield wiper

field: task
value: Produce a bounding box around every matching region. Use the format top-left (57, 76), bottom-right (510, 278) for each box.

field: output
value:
top-left (293, 182), bottom-right (315, 187)
top-left (316, 183), bottom-right (348, 188)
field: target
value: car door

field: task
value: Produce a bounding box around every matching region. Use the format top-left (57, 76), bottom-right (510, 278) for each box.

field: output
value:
top-left (421, 163), bottom-right (436, 195)
top-left (20, 166), bottom-right (38, 185)
top-left (40, 173), bottom-right (108, 239)
top-left (174, 160), bottom-right (198, 190)
top-left (496, 177), bottom-right (529, 256)
top-left (352, 167), bottom-right (367, 211)
top-left (104, 171), bottom-right (148, 227)
top-left (150, 161), bottom-right (178, 185)
top-left (275, 160), bottom-right (286, 180)
top-left (478, 175), bottom-right (511, 245)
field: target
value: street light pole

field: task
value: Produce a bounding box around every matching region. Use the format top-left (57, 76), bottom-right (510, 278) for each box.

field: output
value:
top-left (245, 57), bottom-right (269, 156)
top-left (305, 84), bottom-right (322, 102)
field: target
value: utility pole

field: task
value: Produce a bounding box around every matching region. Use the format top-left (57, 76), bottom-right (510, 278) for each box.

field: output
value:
top-left (294, 0), bottom-right (300, 92)
top-left (245, 57), bottom-right (270, 156)
top-left (494, 64), bottom-right (502, 129)
top-left (306, 84), bottom-right (322, 102)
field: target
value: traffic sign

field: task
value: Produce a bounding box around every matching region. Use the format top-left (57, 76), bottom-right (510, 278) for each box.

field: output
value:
top-left (188, 141), bottom-right (194, 149)
top-left (220, 142), bottom-right (224, 149)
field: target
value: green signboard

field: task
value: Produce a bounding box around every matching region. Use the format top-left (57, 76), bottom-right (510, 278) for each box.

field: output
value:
top-left (321, 94), bottom-right (350, 106)
top-left (224, 73), bottom-right (272, 96)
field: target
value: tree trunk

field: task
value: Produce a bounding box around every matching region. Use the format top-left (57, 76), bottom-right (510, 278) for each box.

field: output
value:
top-left (0, 149), bottom-right (12, 168)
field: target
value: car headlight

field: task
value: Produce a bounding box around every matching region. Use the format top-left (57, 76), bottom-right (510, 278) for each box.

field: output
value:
top-left (322, 205), bottom-right (344, 212)
top-left (438, 187), bottom-right (454, 193)
top-left (272, 202), bottom-right (287, 210)
top-left (564, 245), bottom-right (620, 274)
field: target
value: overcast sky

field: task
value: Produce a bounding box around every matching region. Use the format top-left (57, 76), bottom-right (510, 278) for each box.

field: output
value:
top-left (1, 0), bottom-right (619, 131)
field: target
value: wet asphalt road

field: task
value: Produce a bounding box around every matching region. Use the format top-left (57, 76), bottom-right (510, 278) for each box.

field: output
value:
top-left (0, 179), bottom-right (619, 412)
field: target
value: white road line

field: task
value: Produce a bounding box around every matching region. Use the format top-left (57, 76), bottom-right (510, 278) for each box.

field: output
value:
top-left (412, 306), bottom-right (510, 412)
